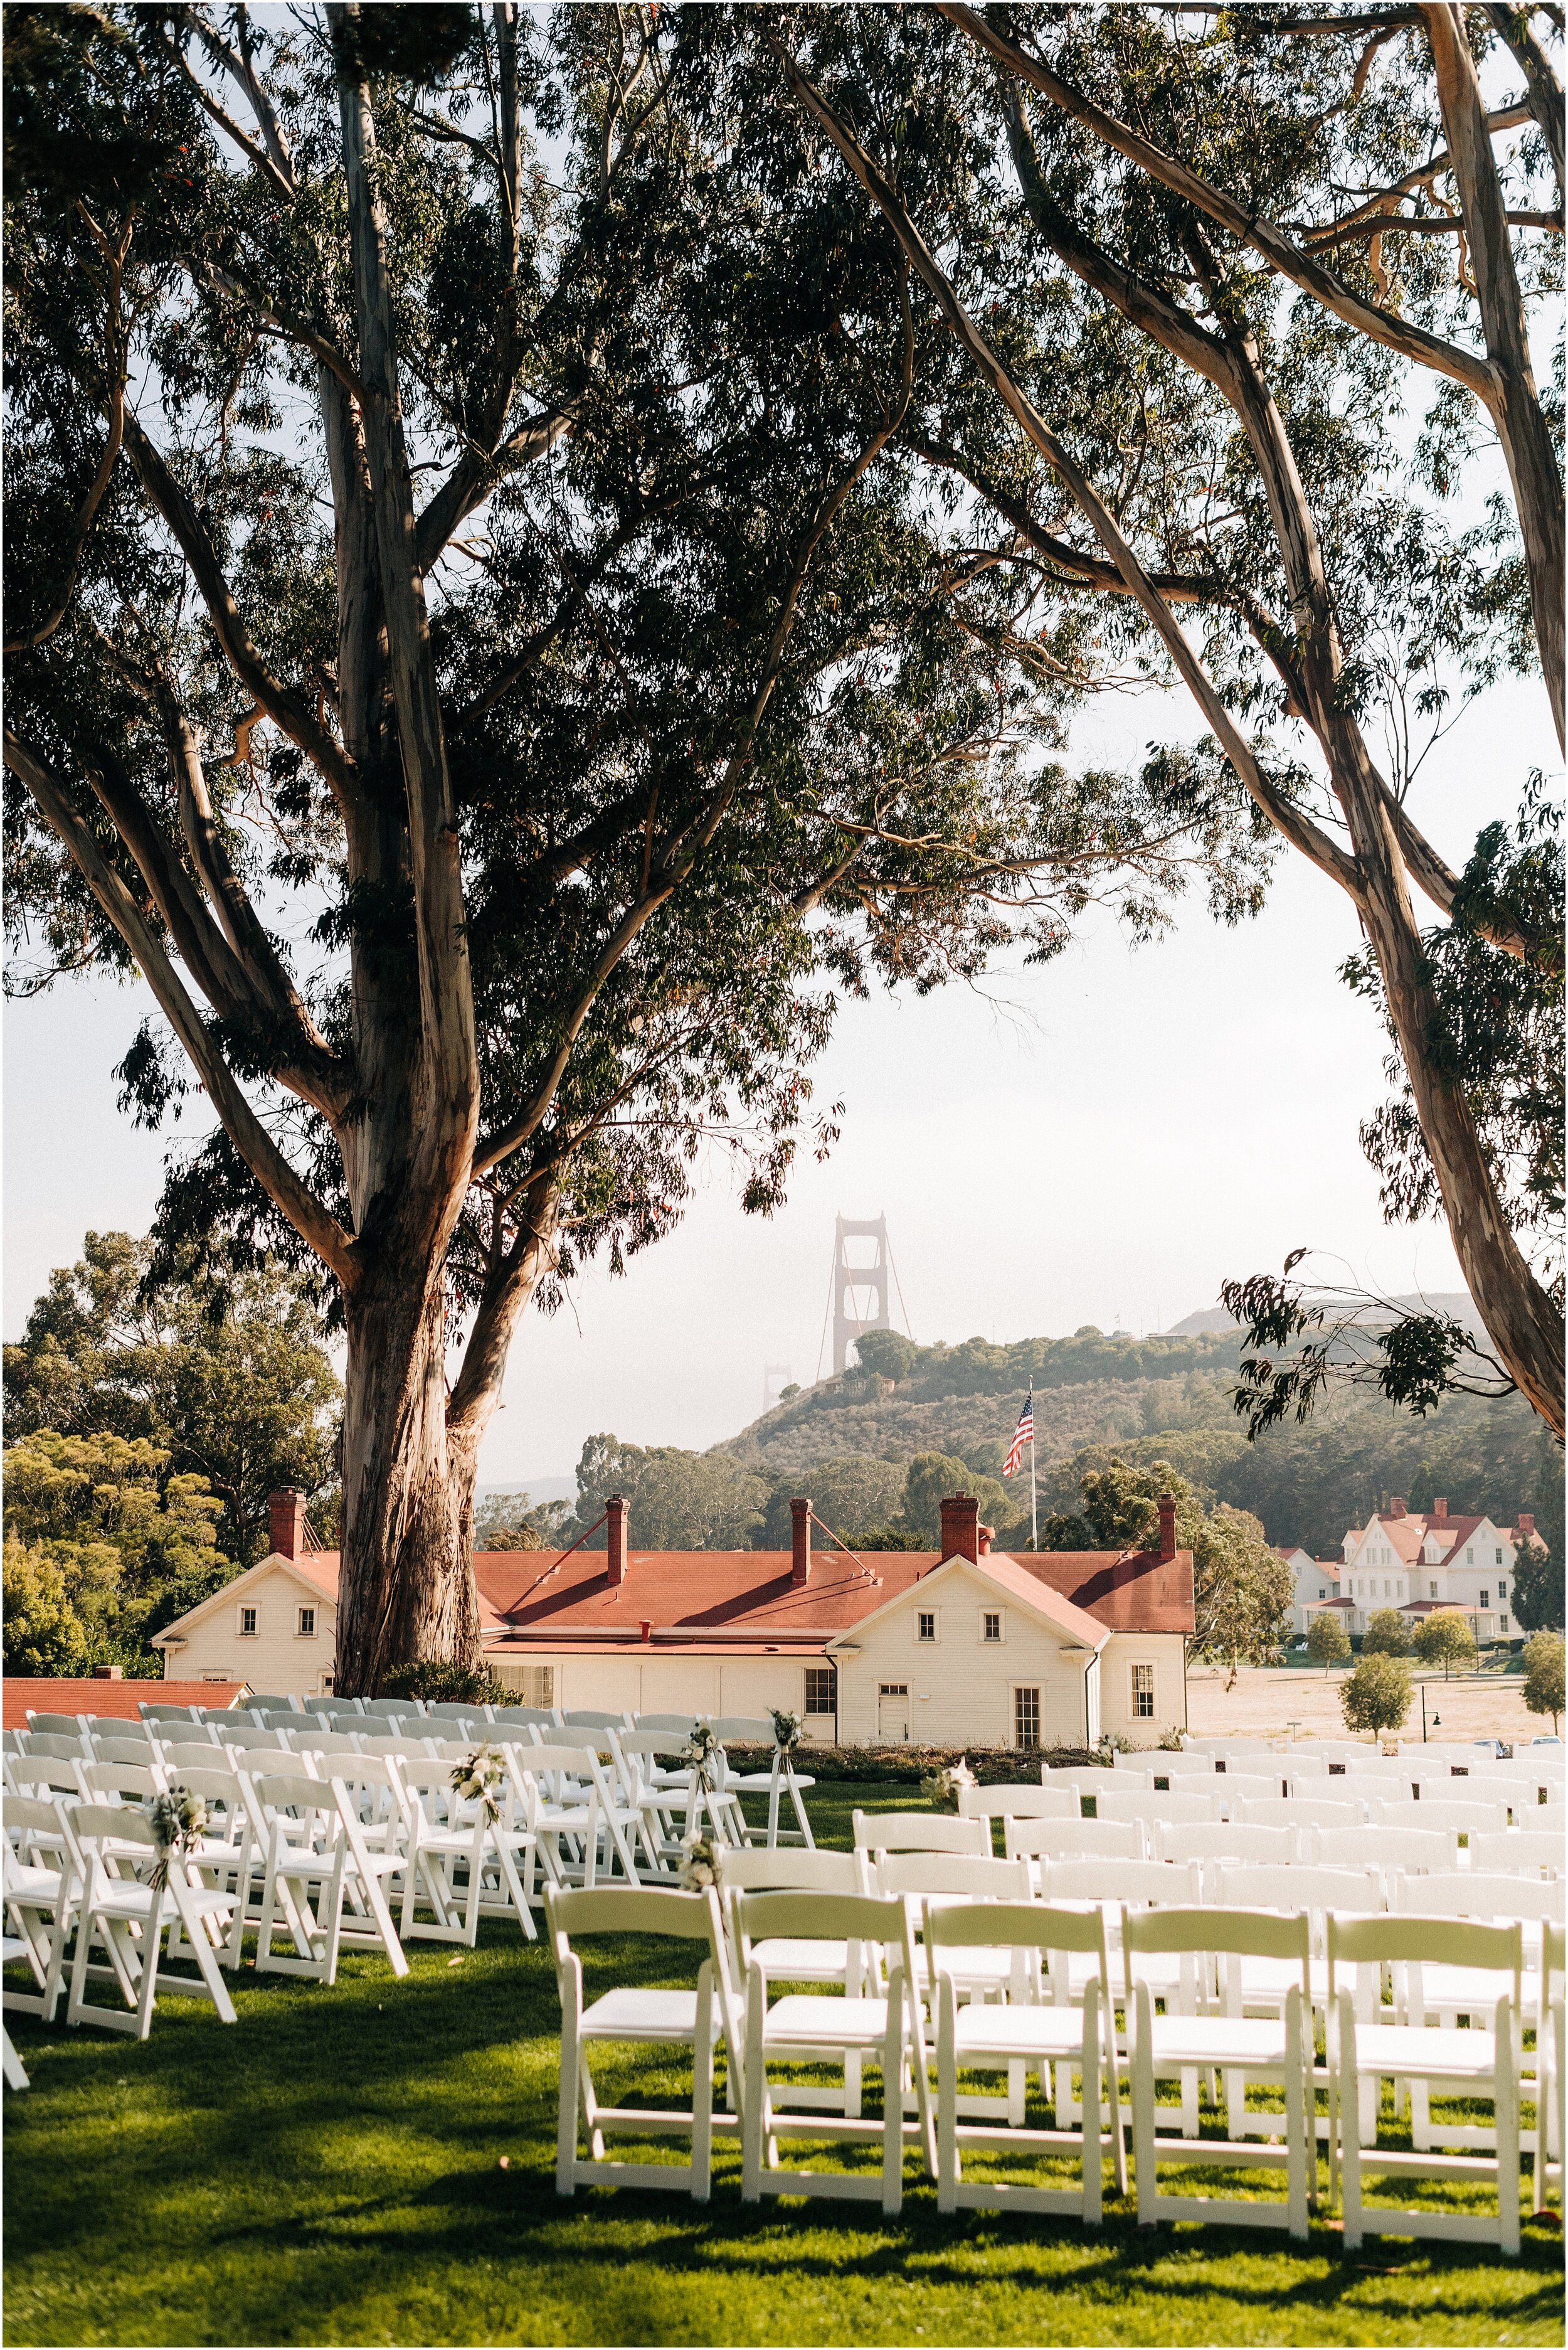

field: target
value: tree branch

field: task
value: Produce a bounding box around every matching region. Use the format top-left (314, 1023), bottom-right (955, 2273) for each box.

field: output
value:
top-left (122, 413), bottom-right (361, 801)
top-left (1485, 3), bottom-right (1565, 190)
top-left (774, 41), bottom-right (1362, 899)
top-left (4, 728), bottom-right (358, 1288)
top-left (938, 2), bottom-right (1502, 404)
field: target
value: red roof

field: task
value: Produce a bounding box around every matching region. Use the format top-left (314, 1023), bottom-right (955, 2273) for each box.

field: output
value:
top-left (3, 1678), bottom-right (248, 1730)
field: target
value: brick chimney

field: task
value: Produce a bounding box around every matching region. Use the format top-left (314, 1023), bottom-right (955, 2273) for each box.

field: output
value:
top-left (1388, 1496), bottom-right (1407, 1519)
top-left (1433, 1497), bottom-right (1449, 1521)
top-left (1518, 1512), bottom-right (1535, 1540)
top-left (978, 1523), bottom-right (995, 1556)
top-left (269, 1489), bottom-right (305, 1561)
top-left (92, 1664), bottom-right (123, 1680)
top-left (1157, 1493), bottom-right (1177, 1563)
top-left (605, 1494), bottom-right (628, 1587)
top-left (940, 1494), bottom-right (981, 1565)
top-left (791, 1497), bottom-right (812, 1586)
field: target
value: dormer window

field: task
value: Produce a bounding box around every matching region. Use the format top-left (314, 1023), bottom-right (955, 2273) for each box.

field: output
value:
top-left (1466, 1548), bottom-right (1474, 1564)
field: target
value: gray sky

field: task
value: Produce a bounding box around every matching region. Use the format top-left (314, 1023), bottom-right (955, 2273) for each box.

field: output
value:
top-left (8, 662), bottom-right (1551, 1489)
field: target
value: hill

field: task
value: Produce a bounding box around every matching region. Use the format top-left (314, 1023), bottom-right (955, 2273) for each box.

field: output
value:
top-left (712, 1324), bottom-right (1560, 1563)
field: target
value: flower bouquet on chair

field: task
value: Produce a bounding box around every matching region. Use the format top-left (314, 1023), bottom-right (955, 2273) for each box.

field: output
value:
top-left (145, 1786), bottom-right (210, 1891)
top-left (450, 1745), bottom-right (507, 1823)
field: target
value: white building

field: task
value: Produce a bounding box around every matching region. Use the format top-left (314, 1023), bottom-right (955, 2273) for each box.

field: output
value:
top-left (1278, 1546), bottom-right (1343, 1639)
top-left (154, 1488), bottom-right (1195, 1749)
top-left (1327, 1496), bottom-right (1536, 1644)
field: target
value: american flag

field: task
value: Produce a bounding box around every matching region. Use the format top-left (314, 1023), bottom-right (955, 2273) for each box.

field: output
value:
top-left (1002, 1388), bottom-right (1035, 1478)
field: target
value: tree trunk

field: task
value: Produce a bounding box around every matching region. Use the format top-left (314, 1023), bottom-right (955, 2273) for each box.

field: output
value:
top-left (335, 1261), bottom-right (481, 1694)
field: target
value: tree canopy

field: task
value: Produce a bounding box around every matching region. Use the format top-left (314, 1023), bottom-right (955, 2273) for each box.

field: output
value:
top-left (4, 1230), bottom-right (340, 1563)
top-left (1, 3), bottom-right (1263, 1688)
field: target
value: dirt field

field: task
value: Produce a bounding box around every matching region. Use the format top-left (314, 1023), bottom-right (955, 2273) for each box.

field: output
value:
top-left (1184, 1662), bottom-right (1554, 1746)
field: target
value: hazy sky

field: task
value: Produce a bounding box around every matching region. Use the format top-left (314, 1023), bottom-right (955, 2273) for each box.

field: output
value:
top-left (8, 655), bottom-right (1551, 1492)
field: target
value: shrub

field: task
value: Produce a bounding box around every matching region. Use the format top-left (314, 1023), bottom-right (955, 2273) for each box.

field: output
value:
top-left (380, 1660), bottom-right (512, 1707)
top-left (1523, 1632), bottom-right (1564, 1733)
top-left (723, 1741), bottom-right (1099, 1786)
top-left (1306, 1614), bottom-right (1351, 1672)
top-left (1362, 1607), bottom-right (1412, 1657)
top-left (1340, 1651), bottom-right (1413, 1738)
top-left (1412, 1610), bottom-right (1477, 1679)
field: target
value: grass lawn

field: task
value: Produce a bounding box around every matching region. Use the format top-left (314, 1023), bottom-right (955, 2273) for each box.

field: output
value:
top-left (4, 1782), bottom-right (1562, 2347)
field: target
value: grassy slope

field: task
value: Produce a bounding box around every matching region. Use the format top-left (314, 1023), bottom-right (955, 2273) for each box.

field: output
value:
top-left (4, 1785), bottom-right (1562, 2349)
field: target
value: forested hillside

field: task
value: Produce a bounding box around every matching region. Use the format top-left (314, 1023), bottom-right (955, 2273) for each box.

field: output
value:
top-left (714, 1329), bottom-right (1561, 1564)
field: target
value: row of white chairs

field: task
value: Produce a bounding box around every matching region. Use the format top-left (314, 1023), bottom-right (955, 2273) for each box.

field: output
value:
top-left (941, 1789), bottom-right (1559, 1877)
top-left (546, 1856), bottom-right (1564, 2252)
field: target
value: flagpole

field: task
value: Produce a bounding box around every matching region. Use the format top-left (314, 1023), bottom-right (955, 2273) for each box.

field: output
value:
top-left (1029, 1385), bottom-right (1038, 1550)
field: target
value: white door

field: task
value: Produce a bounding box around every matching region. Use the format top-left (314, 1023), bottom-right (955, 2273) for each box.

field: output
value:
top-left (877, 1683), bottom-right (909, 1743)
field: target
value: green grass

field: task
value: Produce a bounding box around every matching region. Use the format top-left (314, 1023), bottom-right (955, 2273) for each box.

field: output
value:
top-left (4, 1784), bottom-right (1562, 2347)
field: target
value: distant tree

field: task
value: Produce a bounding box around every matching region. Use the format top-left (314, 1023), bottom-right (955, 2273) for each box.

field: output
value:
top-left (1523, 1632), bottom-right (1565, 1734)
top-left (1, 1427), bottom-right (232, 1668)
top-left (4, 1232), bottom-right (340, 1564)
top-left (1, 1538), bottom-right (86, 1677)
top-left (1341, 1652), bottom-right (1414, 1740)
top-left (903, 1452), bottom-right (1009, 1545)
top-left (853, 1331), bottom-right (918, 1385)
top-left (1362, 1608), bottom-right (1413, 1659)
top-left (1043, 1457), bottom-right (1290, 1672)
top-left (1512, 1536), bottom-right (1564, 1633)
top-left (1413, 1609), bottom-right (1478, 1680)
top-left (472, 1490), bottom-right (571, 1552)
top-left (847, 1526), bottom-right (930, 1553)
top-left (1308, 1614), bottom-right (1352, 1676)
top-left (569, 1434), bottom-right (766, 1551)
top-left (760, 1456), bottom-right (908, 1549)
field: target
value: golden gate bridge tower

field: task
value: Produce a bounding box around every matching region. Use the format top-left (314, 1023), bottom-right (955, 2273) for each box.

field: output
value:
top-left (832, 1213), bottom-right (892, 1376)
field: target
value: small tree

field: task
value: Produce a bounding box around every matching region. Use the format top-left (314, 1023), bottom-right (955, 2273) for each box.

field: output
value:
top-left (1513, 1538), bottom-right (1565, 1634)
top-left (1523, 1632), bottom-right (1565, 1735)
top-left (1362, 1608), bottom-right (1413, 1659)
top-left (1341, 1652), bottom-right (1413, 1741)
top-left (1307, 1614), bottom-right (1352, 1676)
top-left (1413, 1610), bottom-right (1478, 1681)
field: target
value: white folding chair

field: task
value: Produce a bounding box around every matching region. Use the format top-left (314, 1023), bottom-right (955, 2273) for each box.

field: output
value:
top-left (394, 1755), bottom-right (539, 1945)
top-left (710, 1718), bottom-right (817, 1849)
top-left (1240, 1797), bottom-right (1364, 1832)
top-left (1138, 1751), bottom-right (1217, 1781)
top-left (547, 1883), bottom-right (738, 2201)
top-left (1, 1947), bottom-right (31, 2091)
top-left (1005, 1817), bottom-right (1143, 1880)
top-left (1213, 1863), bottom-right (1384, 2142)
top-left (1468, 1830), bottom-right (1562, 1878)
top-left (928, 1900), bottom-right (1126, 2225)
top-left (852, 1812), bottom-right (988, 1857)
top-left (3, 1794), bottom-right (82, 2024)
top-left (508, 1741), bottom-right (647, 1887)
top-left (875, 1851), bottom-right (1036, 2125)
top-left (1316, 1824), bottom-right (1453, 1876)
top-left (714, 1846), bottom-right (869, 2120)
top-left (957, 1783), bottom-right (1078, 1823)
top-left (65, 1805), bottom-right (238, 2038)
top-left (1537, 1919), bottom-right (1564, 2214)
top-left (735, 1890), bottom-right (928, 2213)
top-left (243, 1771), bottom-right (408, 1985)
top-left (1125, 1905), bottom-right (1314, 2238)
top-left (1155, 1821), bottom-right (1301, 1869)
top-left (1374, 1798), bottom-right (1508, 1840)
top-left (1094, 1785), bottom-right (1216, 1826)
top-left (1327, 1913), bottom-right (1524, 2254)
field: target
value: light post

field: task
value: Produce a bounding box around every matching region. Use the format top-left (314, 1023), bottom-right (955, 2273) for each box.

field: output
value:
top-left (1420, 1683), bottom-right (1442, 1744)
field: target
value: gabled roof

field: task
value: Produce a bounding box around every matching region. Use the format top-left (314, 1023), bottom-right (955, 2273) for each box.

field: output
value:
top-left (151, 1550), bottom-right (342, 1648)
top-left (822, 1550), bottom-right (1110, 1656)
top-left (1023, 1548), bottom-right (1195, 1635)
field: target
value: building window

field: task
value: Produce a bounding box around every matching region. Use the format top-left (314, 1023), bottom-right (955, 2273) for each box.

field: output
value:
top-left (983, 1612), bottom-right (1002, 1642)
top-left (1480, 1590), bottom-right (1490, 1608)
top-left (1014, 1687), bottom-right (1041, 1750)
top-left (1496, 1548), bottom-right (1503, 1565)
top-left (1132, 1663), bottom-right (1155, 1719)
top-left (238, 1606), bottom-right (257, 1637)
top-left (1500, 1614), bottom-right (1510, 1632)
top-left (1498, 1580), bottom-right (1507, 1599)
top-left (1466, 1548), bottom-right (1474, 1564)
top-left (804, 1665), bottom-right (838, 1715)
top-left (297, 1607), bottom-right (316, 1638)
top-left (1384, 1580), bottom-right (1392, 1598)
top-left (917, 1611), bottom-right (936, 1642)
top-left (1430, 1582), bottom-right (1439, 1598)
top-left (1318, 1587), bottom-right (1327, 1599)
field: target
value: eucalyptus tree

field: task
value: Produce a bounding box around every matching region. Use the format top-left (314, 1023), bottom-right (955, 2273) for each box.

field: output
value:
top-left (763, 3), bottom-right (1564, 1436)
top-left (3, 6), bottom-right (1261, 1688)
